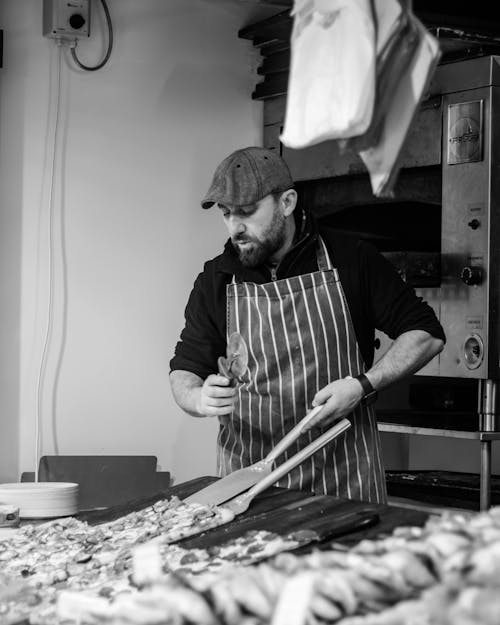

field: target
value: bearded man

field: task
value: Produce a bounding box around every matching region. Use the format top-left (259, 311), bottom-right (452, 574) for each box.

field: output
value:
top-left (169, 147), bottom-right (445, 503)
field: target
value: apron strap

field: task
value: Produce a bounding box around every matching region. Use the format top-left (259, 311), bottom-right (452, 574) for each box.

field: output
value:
top-left (317, 235), bottom-right (334, 272)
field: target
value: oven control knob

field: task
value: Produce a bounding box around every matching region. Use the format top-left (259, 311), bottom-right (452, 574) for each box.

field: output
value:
top-left (461, 266), bottom-right (483, 285)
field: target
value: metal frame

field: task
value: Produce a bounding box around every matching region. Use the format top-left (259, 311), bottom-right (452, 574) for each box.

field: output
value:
top-left (379, 379), bottom-right (500, 511)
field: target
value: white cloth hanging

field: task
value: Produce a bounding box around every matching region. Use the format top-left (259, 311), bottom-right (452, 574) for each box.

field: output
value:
top-left (280, 0), bottom-right (376, 149)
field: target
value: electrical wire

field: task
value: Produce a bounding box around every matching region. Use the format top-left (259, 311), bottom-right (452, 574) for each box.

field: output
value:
top-left (71, 0), bottom-right (113, 71)
top-left (50, 82), bottom-right (71, 464)
top-left (35, 44), bottom-right (63, 482)
top-left (34, 0), bottom-right (111, 478)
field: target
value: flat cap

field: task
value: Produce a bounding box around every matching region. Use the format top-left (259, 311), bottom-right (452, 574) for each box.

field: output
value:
top-left (201, 146), bottom-right (293, 209)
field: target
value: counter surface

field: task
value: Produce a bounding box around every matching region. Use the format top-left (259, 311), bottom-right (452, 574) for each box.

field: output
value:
top-left (76, 475), bottom-right (430, 549)
top-left (3, 476), bottom-right (433, 625)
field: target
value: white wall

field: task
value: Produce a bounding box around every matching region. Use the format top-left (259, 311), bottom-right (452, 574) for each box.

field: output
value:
top-left (0, 0), bottom-right (275, 484)
top-left (0, 26), bottom-right (22, 482)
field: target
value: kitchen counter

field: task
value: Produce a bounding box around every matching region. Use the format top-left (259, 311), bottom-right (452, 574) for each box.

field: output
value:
top-left (0, 477), bottom-right (453, 625)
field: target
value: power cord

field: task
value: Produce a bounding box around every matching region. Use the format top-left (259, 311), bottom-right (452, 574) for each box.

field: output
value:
top-left (35, 44), bottom-right (64, 480)
top-left (71, 0), bottom-right (113, 71)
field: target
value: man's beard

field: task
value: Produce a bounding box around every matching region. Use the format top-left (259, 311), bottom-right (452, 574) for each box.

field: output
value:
top-left (232, 211), bottom-right (287, 268)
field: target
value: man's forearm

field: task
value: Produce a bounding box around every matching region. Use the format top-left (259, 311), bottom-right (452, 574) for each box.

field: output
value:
top-left (365, 330), bottom-right (444, 391)
top-left (169, 370), bottom-right (204, 417)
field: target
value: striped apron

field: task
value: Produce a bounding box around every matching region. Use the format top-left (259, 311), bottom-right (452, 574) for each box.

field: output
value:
top-left (217, 236), bottom-right (387, 504)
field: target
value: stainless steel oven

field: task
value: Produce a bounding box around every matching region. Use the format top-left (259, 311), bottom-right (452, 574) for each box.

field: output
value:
top-left (264, 54), bottom-right (500, 381)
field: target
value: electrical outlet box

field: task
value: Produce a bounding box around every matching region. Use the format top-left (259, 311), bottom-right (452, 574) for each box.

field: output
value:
top-left (43, 0), bottom-right (91, 41)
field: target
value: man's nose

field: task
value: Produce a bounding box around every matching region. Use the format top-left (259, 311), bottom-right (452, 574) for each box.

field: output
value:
top-left (228, 217), bottom-right (246, 237)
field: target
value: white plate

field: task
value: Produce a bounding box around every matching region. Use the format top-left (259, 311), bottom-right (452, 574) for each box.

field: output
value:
top-left (0, 482), bottom-right (79, 518)
top-left (21, 508), bottom-right (77, 519)
top-left (0, 482), bottom-right (78, 492)
top-left (2, 494), bottom-right (77, 503)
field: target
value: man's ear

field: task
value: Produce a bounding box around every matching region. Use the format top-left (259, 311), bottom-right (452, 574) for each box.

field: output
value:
top-left (281, 189), bottom-right (297, 217)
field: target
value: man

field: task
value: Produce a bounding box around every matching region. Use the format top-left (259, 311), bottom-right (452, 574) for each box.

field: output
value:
top-left (170, 146), bottom-right (445, 504)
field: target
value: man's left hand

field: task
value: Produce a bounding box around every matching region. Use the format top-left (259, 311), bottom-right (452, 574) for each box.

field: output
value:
top-left (303, 377), bottom-right (365, 431)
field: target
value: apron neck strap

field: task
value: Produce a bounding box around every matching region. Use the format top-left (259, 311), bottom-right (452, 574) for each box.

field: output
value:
top-left (317, 236), bottom-right (333, 271)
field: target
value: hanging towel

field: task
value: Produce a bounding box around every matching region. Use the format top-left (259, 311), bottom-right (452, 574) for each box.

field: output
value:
top-left (280, 0), bottom-right (376, 149)
top-left (347, 0), bottom-right (420, 153)
top-left (358, 7), bottom-right (441, 197)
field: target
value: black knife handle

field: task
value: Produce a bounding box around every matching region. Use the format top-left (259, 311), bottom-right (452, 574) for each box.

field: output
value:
top-left (291, 511), bottom-right (380, 549)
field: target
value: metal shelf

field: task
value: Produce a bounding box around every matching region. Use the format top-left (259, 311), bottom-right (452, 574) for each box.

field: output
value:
top-left (378, 422), bottom-right (500, 441)
top-left (377, 380), bottom-right (499, 511)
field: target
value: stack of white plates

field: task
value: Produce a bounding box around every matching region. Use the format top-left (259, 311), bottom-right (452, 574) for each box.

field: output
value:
top-left (0, 482), bottom-right (79, 518)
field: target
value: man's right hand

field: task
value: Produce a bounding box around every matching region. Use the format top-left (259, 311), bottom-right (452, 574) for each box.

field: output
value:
top-left (169, 369), bottom-right (237, 422)
top-left (195, 374), bottom-right (237, 418)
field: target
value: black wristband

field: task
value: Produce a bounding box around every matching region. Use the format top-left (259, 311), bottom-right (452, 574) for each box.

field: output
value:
top-left (353, 373), bottom-right (378, 406)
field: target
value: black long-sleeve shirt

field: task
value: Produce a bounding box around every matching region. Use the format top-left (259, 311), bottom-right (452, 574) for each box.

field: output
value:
top-left (170, 209), bottom-right (445, 379)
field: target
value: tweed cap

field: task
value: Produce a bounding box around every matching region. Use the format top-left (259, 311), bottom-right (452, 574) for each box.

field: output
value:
top-left (201, 146), bottom-right (293, 209)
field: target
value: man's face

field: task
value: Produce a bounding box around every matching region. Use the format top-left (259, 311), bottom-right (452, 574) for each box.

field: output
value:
top-left (218, 194), bottom-right (287, 267)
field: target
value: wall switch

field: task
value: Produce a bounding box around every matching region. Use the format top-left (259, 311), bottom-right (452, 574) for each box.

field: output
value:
top-left (43, 0), bottom-right (90, 42)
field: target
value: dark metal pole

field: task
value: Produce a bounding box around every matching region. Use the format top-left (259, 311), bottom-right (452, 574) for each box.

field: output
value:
top-left (480, 440), bottom-right (492, 511)
top-left (478, 379), bottom-right (497, 510)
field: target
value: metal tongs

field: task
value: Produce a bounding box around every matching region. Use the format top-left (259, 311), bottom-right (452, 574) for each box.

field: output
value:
top-left (221, 417), bottom-right (351, 517)
top-left (186, 404), bottom-right (351, 507)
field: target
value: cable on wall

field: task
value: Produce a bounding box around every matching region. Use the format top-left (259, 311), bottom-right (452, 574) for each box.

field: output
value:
top-left (35, 0), bottom-right (111, 478)
top-left (71, 0), bottom-right (113, 71)
top-left (35, 44), bottom-right (64, 481)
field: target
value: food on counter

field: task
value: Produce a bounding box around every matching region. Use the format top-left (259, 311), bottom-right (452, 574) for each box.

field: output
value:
top-left (0, 495), bottom-right (233, 623)
top-left (5, 498), bottom-right (500, 625)
top-left (48, 505), bottom-right (500, 625)
top-left (0, 496), bottom-right (234, 583)
top-left (0, 495), bottom-right (319, 625)
top-left (149, 528), bottom-right (319, 577)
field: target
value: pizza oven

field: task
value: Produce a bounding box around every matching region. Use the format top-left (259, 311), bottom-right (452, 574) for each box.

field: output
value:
top-left (263, 55), bottom-right (500, 384)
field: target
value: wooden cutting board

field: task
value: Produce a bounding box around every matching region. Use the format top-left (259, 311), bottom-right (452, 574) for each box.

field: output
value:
top-left (77, 475), bottom-right (429, 548)
top-left (179, 494), bottom-right (381, 549)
